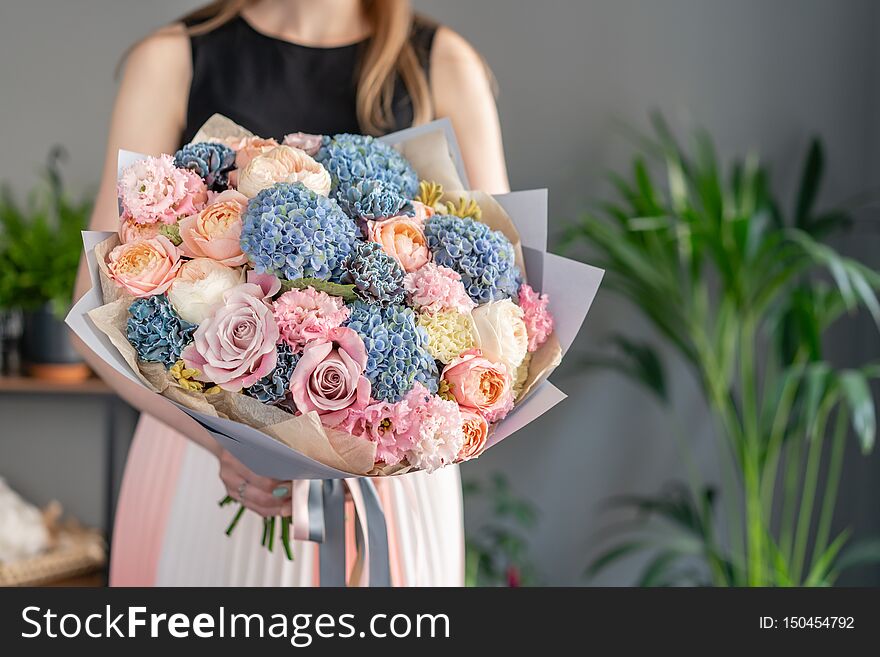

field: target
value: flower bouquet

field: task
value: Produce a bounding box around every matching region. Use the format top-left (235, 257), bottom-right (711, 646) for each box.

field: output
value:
top-left (68, 115), bottom-right (602, 584)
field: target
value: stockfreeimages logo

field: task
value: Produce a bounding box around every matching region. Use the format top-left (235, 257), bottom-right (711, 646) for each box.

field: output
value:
top-left (21, 606), bottom-right (451, 646)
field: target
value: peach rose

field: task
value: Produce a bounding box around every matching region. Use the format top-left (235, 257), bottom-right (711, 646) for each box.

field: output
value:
top-left (366, 216), bottom-right (431, 273)
top-left (236, 145), bottom-right (331, 198)
top-left (178, 189), bottom-right (248, 266)
top-left (118, 217), bottom-right (161, 244)
top-left (107, 235), bottom-right (182, 297)
top-left (458, 408), bottom-right (489, 461)
top-left (410, 200), bottom-right (435, 225)
top-left (222, 136), bottom-right (280, 170)
top-left (441, 349), bottom-right (514, 422)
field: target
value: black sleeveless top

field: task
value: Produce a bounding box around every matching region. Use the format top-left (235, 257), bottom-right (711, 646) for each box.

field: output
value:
top-left (180, 15), bottom-right (437, 145)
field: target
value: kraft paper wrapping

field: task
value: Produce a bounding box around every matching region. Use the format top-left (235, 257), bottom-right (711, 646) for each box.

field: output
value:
top-left (72, 115), bottom-right (598, 479)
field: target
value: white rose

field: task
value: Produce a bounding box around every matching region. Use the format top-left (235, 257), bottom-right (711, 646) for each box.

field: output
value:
top-left (167, 258), bottom-right (244, 324)
top-left (471, 298), bottom-right (529, 372)
top-left (237, 145), bottom-right (331, 198)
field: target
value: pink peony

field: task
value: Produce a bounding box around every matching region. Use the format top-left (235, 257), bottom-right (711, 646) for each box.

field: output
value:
top-left (181, 283), bottom-right (279, 391)
top-left (399, 383), bottom-right (464, 472)
top-left (178, 189), bottom-right (249, 266)
top-left (272, 287), bottom-right (350, 352)
top-left (404, 262), bottom-right (476, 315)
top-left (518, 283), bottom-right (554, 352)
top-left (367, 216), bottom-right (431, 273)
top-left (118, 154), bottom-right (207, 225)
top-left (118, 217), bottom-right (161, 244)
top-left (458, 408), bottom-right (489, 461)
top-left (441, 349), bottom-right (514, 422)
top-left (107, 235), bottom-right (182, 297)
top-left (289, 327), bottom-right (371, 423)
top-left (282, 132), bottom-right (323, 156)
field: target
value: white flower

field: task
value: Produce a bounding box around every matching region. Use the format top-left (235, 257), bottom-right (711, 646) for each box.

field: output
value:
top-left (471, 298), bottom-right (529, 372)
top-left (236, 145), bottom-right (331, 198)
top-left (167, 258), bottom-right (243, 324)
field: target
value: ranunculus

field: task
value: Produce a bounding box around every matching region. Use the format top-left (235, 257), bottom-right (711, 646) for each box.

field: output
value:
top-left (181, 283), bottom-right (279, 391)
top-left (167, 258), bottom-right (243, 324)
top-left (107, 235), bottom-right (182, 297)
top-left (236, 145), bottom-right (331, 198)
top-left (222, 135), bottom-right (280, 170)
top-left (117, 154), bottom-right (208, 225)
top-left (366, 215), bottom-right (431, 273)
top-left (289, 327), bottom-right (371, 423)
top-left (282, 131), bottom-right (322, 156)
top-left (441, 349), bottom-right (514, 422)
top-left (178, 189), bottom-right (248, 266)
top-left (458, 408), bottom-right (489, 461)
top-left (118, 217), bottom-right (161, 244)
top-left (471, 299), bottom-right (529, 372)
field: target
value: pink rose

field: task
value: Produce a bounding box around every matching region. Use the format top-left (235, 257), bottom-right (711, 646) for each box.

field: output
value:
top-left (118, 217), bottom-right (161, 244)
top-left (367, 215), bottom-right (431, 273)
top-left (181, 283), bottom-right (279, 391)
top-left (441, 349), bottom-right (514, 422)
top-left (178, 189), bottom-right (249, 266)
top-left (457, 408), bottom-right (489, 461)
top-left (289, 327), bottom-right (371, 423)
top-left (107, 235), bottom-right (182, 297)
top-left (282, 132), bottom-right (323, 156)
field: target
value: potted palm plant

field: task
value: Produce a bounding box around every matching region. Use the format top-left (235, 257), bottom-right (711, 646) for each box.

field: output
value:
top-left (565, 115), bottom-right (880, 586)
top-left (0, 149), bottom-right (93, 381)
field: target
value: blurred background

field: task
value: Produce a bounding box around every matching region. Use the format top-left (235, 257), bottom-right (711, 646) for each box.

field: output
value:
top-left (0, 0), bottom-right (878, 586)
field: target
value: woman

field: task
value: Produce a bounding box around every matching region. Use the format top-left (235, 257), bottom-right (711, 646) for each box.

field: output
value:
top-left (75, 0), bottom-right (509, 586)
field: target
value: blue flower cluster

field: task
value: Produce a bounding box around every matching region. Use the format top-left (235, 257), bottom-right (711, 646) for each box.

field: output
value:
top-left (240, 182), bottom-right (359, 282)
top-left (425, 214), bottom-right (522, 303)
top-left (316, 134), bottom-right (419, 200)
top-left (127, 295), bottom-right (196, 368)
top-left (336, 178), bottom-right (412, 221)
top-left (344, 301), bottom-right (438, 403)
top-left (343, 241), bottom-right (405, 307)
top-left (245, 343), bottom-right (300, 405)
top-left (174, 142), bottom-right (236, 191)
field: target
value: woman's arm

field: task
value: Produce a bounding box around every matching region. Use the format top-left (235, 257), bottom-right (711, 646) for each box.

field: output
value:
top-left (430, 27), bottom-right (510, 194)
top-left (72, 25), bottom-right (220, 456)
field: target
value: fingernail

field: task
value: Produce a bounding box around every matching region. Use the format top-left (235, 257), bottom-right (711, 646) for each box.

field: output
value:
top-left (272, 486), bottom-right (290, 498)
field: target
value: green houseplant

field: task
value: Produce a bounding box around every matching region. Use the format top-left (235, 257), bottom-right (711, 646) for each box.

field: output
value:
top-left (565, 115), bottom-right (880, 586)
top-left (0, 148), bottom-right (93, 378)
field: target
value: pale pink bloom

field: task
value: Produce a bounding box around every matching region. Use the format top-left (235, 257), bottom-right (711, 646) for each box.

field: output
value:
top-left (118, 217), bottom-right (161, 244)
top-left (272, 287), bottom-right (350, 352)
top-left (118, 155), bottom-right (207, 225)
top-left (330, 398), bottom-right (418, 466)
top-left (247, 270), bottom-right (282, 298)
top-left (181, 283), bottom-right (279, 391)
top-left (289, 327), bottom-right (371, 424)
top-left (442, 349), bottom-right (514, 423)
top-left (457, 408), bottom-right (489, 461)
top-left (178, 189), bottom-right (248, 266)
top-left (236, 145), bottom-right (331, 198)
top-left (106, 235), bottom-right (182, 297)
top-left (399, 383), bottom-right (464, 472)
top-left (367, 216), bottom-right (431, 273)
top-left (404, 262), bottom-right (476, 315)
top-left (518, 283), bottom-right (554, 352)
top-left (410, 200), bottom-right (434, 225)
top-left (282, 132), bottom-right (323, 156)
top-left (221, 135), bottom-right (280, 170)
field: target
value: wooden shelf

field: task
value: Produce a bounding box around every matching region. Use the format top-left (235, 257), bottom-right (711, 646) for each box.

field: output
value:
top-left (0, 375), bottom-right (112, 395)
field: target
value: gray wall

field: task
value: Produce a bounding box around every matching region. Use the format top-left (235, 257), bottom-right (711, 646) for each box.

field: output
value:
top-left (1, 0), bottom-right (878, 585)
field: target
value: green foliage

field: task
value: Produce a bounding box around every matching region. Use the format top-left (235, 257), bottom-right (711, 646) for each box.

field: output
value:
top-left (0, 148), bottom-right (93, 317)
top-left (279, 277), bottom-right (359, 301)
top-left (464, 473), bottom-right (540, 587)
top-left (566, 113), bottom-right (880, 586)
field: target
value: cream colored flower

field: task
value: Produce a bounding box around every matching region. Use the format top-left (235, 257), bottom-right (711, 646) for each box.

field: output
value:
top-left (417, 310), bottom-right (477, 364)
top-left (236, 145), bottom-right (331, 198)
top-left (472, 299), bottom-right (529, 372)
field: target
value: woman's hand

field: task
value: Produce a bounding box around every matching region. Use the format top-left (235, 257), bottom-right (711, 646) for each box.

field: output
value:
top-left (218, 449), bottom-right (292, 517)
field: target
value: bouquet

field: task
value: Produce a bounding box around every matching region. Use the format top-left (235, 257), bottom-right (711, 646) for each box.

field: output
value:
top-left (68, 115), bottom-right (602, 583)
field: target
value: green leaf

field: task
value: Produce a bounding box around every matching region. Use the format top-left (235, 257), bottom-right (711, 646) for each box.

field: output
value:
top-left (833, 537), bottom-right (880, 573)
top-left (586, 540), bottom-right (651, 577)
top-left (838, 370), bottom-right (876, 453)
top-left (804, 529), bottom-right (850, 586)
top-left (638, 550), bottom-right (682, 587)
top-left (280, 277), bottom-right (358, 301)
top-left (794, 140), bottom-right (823, 230)
top-left (580, 336), bottom-right (667, 403)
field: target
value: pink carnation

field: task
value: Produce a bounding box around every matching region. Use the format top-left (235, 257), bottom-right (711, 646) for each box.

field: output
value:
top-left (404, 263), bottom-right (476, 315)
top-left (400, 383), bottom-right (464, 473)
top-left (518, 283), bottom-right (554, 352)
top-left (330, 398), bottom-right (418, 466)
top-left (118, 154), bottom-right (207, 225)
top-left (272, 287), bottom-right (350, 352)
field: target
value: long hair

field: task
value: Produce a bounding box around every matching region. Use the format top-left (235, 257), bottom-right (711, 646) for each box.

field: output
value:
top-left (177, 0), bottom-right (432, 135)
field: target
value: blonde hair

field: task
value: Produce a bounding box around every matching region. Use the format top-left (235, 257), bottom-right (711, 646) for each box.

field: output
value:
top-left (178, 0), bottom-right (432, 135)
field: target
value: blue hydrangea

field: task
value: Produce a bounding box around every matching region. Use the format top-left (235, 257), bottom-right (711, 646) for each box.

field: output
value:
top-left (344, 301), bottom-right (439, 402)
top-left (337, 178), bottom-right (413, 221)
top-left (127, 295), bottom-right (196, 368)
top-left (316, 133), bottom-right (419, 199)
top-left (424, 214), bottom-right (522, 303)
top-left (244, 343), bottom-right (300, 405)
top-left (343, 241), bottom-right (405, 307)
top-left (240, 182), bottom-right (359, 282)
top-left (174, 142), bottom-right (236, 190)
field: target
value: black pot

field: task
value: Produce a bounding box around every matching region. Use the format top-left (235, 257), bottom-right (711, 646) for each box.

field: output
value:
top-left (21, 303), bottom-right (82, 365)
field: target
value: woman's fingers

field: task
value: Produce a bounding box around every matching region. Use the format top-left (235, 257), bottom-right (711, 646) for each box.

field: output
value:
top-left (218, 449), bottom-right (292, 518)
top-left (220, 450), bottom-right (289, 498)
